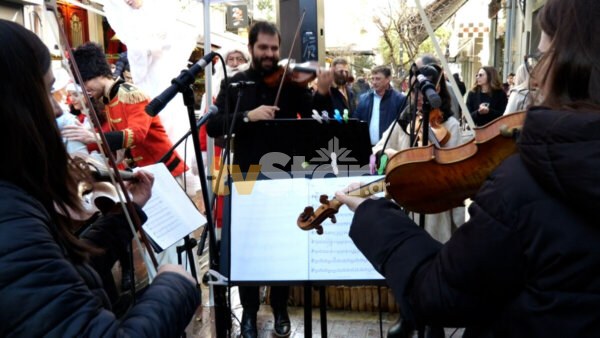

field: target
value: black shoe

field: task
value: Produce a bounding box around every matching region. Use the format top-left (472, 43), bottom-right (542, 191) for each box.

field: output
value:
top-left (387, 317), bottom-right (414, 338)
top-left (240, 311), bottom-right (257, 338)
top-left (273, 308), bottom-right (291, 337)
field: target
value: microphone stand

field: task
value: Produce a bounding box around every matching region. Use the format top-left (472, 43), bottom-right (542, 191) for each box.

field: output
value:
top-left (179, 85), bottom-right (230, 338)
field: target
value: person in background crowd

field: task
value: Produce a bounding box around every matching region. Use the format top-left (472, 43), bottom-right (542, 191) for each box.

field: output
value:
top-left (338, 0), bottom-right (600, 336)
top-left (353, 65), bottom-right (406, 145)
top-left (466, 66), bottom-right (508, 126)
top-left (102, 0), bottom-right (203, 198)
top-left (453, 73), bottom-right (467, 97)
top-left (504, 63), bottom-right (533, 115)
top-left (502, 72), bottom-right (515, 95)
top-left (314, 57), bottom-right (356, 115)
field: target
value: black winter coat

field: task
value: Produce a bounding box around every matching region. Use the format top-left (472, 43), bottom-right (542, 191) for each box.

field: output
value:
top-left (206, 66), bottom-right (314, 139)
top-left (349, 107), bottom-right (600, 337)
top-left (0, 181), bottom-right (200, 337)
top-left (313, 84), bottom-right (356, 115)
top-left (466, 89), bottom-right (508, 126)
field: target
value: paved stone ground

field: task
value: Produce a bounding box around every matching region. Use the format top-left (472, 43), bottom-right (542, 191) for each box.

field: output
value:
top-left (183, 249), bottom-right (464, 338)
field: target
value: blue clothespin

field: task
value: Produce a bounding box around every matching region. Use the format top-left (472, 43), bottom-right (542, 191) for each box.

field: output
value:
top-left (321, 111), bottom-right (330, 123)
top-left (311, 109), bottom-right (323, 123)
top-left (333, 109), bottom-right (343, 123)
top-left (343, 109), bottom-right (349, 123)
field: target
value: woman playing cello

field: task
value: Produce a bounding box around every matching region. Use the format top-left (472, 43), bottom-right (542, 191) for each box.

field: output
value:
top-left (338, 0), bottom-right (600, 336)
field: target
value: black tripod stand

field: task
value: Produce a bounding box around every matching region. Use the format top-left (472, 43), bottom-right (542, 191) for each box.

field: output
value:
top-left (144, 51), bottom-right (231, 337)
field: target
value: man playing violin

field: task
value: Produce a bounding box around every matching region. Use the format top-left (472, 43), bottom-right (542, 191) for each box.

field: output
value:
top-left (207, 20), bottom-right (323, 338)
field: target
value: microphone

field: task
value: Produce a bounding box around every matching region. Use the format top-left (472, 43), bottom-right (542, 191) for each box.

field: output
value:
top-left (229, 81), bottom-right (255, 89)
top-left (195, 104), bottom-right (218, 128)
top-left (416, 72), bottom-right (442, 109)
top-left (145, 52), bottom-right (218, 117)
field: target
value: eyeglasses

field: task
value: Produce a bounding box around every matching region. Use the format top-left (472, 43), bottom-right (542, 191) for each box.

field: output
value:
top-left (525, 51), bottom-right (543, 75)
top-left (227, 56), bottom-right (246, 63)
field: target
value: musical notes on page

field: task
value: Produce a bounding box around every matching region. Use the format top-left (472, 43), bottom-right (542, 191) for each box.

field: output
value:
top-left (230, 176), bottom-right (383, 282)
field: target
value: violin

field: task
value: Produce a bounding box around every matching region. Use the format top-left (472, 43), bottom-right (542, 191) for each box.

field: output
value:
top-left (297, 111), bottom-right (526, 234)
top-left (414, 108), bottom-right (451, 147)
top-left (69, 156), bottom-right (136, 222)
top-left (263, 59), bottom-right (319, 88)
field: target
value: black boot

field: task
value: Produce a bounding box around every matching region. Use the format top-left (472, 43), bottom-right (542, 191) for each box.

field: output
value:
top-left (272, 307), bottom-right (291, 337)
top-left (387, 317), bottom-right (414, 338)
top-left (240, 311), bottom-right (257, 338)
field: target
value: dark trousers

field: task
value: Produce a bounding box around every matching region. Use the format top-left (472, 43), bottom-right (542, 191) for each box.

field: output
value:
top-left (239, 285), bottom-right (289, 314)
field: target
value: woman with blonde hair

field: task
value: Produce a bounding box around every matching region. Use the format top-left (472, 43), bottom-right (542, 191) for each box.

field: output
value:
top-left (504, 63), bottom-right (532, 114)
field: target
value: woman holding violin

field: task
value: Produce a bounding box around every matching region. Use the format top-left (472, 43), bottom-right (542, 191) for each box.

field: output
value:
top-left (0, 20), bottom-right (199, 337)
top-left (373, 62), bottom-right (463, 244)
top-left (338, 0), bottom-right (600, 336)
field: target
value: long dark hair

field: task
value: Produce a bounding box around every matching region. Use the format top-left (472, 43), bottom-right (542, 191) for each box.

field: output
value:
top-left (536, 0), bottom-right (600, 109)
top-left (420, 64), bottom-right (453, 122)
top-left (0, 20), bottom-right (92, 262)
top-left (470, 66), bottom-right (503, 93)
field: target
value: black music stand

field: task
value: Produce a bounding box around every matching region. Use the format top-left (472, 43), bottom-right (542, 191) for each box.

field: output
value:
top-left (220, 118), bottom-right (379, 338)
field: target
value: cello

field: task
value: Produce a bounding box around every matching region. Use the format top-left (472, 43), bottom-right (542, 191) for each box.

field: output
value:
top-left (297, 111), bottom-right (526, 234)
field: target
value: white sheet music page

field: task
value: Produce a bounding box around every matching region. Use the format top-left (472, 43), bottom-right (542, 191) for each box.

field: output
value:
top-left (307, 176), bottom-right (384, 281)
top-left (231, 178), bottom-right (310, 281)
top-left (137, 163), bottom-right (206, 251)
top-left (230, 175), bottom-right (384, 282)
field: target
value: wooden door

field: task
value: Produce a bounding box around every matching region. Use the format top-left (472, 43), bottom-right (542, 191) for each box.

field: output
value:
top-left (57, 4), bottom-right (89, 48)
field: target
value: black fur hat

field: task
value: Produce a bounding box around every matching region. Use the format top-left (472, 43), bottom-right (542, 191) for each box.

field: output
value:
top-left (72, 42), bottom-right (112, 82)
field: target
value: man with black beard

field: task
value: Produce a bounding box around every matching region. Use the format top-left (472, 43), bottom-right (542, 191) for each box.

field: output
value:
top-left (314, 57), bottom-right (356, 115)
top-left (207, 21), bottom-right (316, 338)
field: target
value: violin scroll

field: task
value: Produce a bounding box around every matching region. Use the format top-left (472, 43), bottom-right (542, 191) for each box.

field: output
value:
top-left (297, 194), bottom-right (343, 235)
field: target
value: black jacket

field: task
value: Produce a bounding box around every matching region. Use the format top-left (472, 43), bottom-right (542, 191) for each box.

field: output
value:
top-left (206, 66), bottom-right (315, 139)
top-left (313, 84), bottom-right (356, 115)
top-left (349, 107), bottom-right (600, 337)
top-left (0, 181), bottom-right (200, 337)
top-left (353, 88), bottom-right (407, 143)
top-left (466, 89), bottom-right (508, 126)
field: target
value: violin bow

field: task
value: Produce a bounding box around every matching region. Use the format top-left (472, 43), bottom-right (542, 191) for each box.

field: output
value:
top-left (414, 0), bottom-right (476, 130)
top-left (273, 10), bottom-right (306, 107)
top-left (44, 4), bottom-right (159, 273)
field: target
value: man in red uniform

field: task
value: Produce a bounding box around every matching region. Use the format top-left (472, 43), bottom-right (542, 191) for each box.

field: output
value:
top-left (70, 42), bottom-right (186, 177)
top-left (70, 43), bottom-right (196, 281)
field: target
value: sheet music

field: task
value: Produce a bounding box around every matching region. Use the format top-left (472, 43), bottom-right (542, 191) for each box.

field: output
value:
top-left (307, 177), bottom-right (384, 281)
top-left (231, 178), bottom-right (309, 281)
top-left (137, 163), bottom-right (206, 251)
top-left (230, 175), bottom-right (384, 282)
